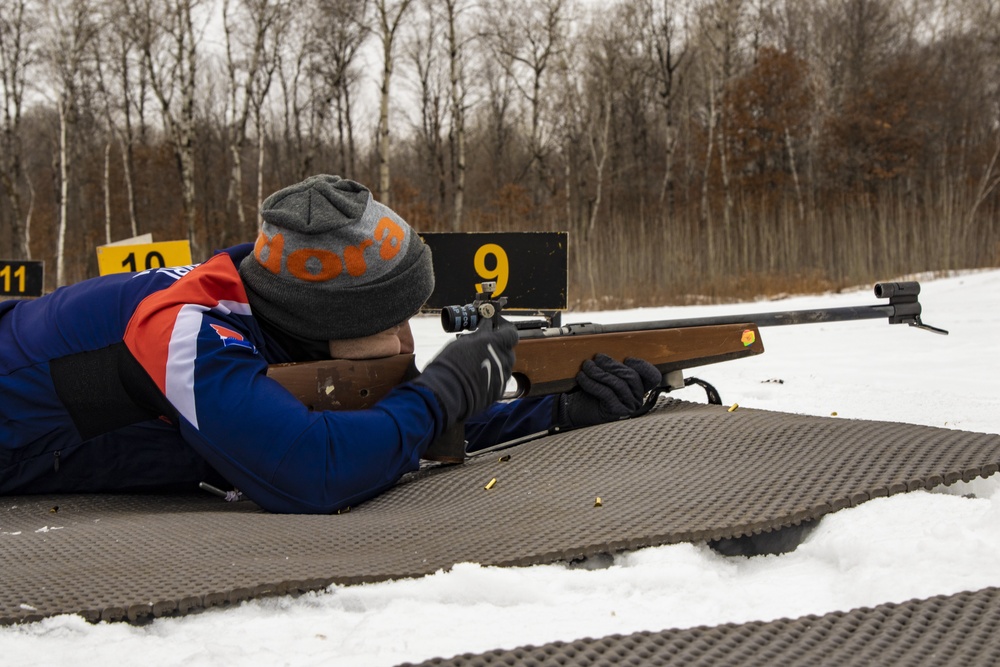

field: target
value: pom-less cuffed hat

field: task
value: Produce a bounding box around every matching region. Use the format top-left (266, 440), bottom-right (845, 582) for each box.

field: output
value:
top-left (238, 175), bottom-right (434, 340)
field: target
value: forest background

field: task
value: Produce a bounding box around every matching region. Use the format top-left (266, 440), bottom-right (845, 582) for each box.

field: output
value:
top-left (1, 0), bottom-right (998, 307)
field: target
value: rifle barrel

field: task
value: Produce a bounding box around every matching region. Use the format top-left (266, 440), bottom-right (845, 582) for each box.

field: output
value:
top-left (519, 304), bottom-right (912, 339)
top-left (507, 281), bottom-right (946, 338)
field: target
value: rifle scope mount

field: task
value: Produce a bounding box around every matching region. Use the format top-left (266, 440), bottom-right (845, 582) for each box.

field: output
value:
top-left (441, 281), bottom-right (509, 333)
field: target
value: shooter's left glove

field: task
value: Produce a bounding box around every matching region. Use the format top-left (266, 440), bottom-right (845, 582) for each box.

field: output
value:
top-left (553, 354), bottom-right (662, 431)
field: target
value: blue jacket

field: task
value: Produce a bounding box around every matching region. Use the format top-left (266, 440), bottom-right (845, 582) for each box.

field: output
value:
top-left (0, 245), bottom-right (554, 513)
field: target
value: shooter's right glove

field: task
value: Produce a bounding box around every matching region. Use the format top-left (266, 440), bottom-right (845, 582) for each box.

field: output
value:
top-left (413, 321), bottom-right (518, 426)
top-left (553, 354), bottom-right (662, 431)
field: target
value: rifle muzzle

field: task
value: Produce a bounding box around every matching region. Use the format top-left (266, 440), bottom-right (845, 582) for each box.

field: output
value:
top-left (874, 281), bottom-right (920, 299)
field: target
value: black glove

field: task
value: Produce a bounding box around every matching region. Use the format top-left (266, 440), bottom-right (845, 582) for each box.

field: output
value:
top-left (413, 320), bottom-right (518, 425)
top-left (553, 354), bottom-right (662, 431)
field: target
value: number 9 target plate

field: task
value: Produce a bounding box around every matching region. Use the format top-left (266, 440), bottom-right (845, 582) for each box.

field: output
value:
top-left (420, 232), bottom-right (567, 311)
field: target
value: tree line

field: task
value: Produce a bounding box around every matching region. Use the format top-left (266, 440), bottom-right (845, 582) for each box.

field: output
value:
top-left (1, 0), bottom-right (998, 306)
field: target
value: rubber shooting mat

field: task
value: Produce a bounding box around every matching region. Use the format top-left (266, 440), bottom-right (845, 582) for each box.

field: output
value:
top-left (407, 586), bottom-right (1000, 667)
top-left (2, 399), bottom-right (1000, 625)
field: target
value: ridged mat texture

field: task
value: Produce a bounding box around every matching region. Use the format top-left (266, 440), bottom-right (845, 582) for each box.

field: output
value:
top-left (407, 586), bottom-right (1000, 667)
top-left (1, 399), bottom-right (999, 625)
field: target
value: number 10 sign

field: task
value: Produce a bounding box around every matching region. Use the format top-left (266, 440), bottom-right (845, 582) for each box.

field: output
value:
top-left (96, 239), bottom-right (193, 276)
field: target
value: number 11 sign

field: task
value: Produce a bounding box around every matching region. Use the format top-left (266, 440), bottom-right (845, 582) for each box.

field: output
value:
top-left (0, 260), bottom-right (44, 297)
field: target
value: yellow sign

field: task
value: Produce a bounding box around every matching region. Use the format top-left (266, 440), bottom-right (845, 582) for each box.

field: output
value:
top-left (96, 240), bottom-right (192, 276)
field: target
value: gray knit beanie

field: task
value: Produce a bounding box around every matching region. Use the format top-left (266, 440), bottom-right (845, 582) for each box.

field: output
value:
top-left (238, 175), bottom-right (434, 340)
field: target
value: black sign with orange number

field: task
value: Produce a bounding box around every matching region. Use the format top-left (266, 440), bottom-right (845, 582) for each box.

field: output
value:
top-left (420, 232), bottom-right (567, 311)
top-left (0, 260), bottom-right (44, 297)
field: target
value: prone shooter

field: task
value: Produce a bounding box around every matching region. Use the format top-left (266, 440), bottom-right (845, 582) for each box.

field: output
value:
top-left (0, 175), bottom-right (662, 514)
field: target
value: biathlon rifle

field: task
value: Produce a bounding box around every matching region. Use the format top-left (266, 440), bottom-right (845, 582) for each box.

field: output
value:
top-left (267, 280), bottom-right (946, 422)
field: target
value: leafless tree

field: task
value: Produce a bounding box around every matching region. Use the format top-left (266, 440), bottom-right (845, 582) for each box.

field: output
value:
top-left (275, 6), bottom-right (320, 181)
top-left (135, 0), bottom-right (206, 258)
top-left (374, 0), bottom-right (414, 205)
top-left (443, 0), bottom-right (472, 230)
top-left (311, 0), bottom-right (371, 178)
top-left (92, 0), bottom-right (151, 242)
top-left (691, 0), bottom-right (748, 273)
top-left (814, 0), bottom-right (902, 107)
top-left (958, 0), bottom-right (1000, 253)
top-left (581, 37), bottom-right (614, 238)
top-left (222, 0), bottom-right (290, 237)
top-left (480, 42), bottom-right (516, 191)
top-left (486, 0), bottom-right (568, 203)
top-left (0, 0), bottom-right (36, 260)
top-left (406, 0), bottom-right (447, 215)
top-left (641, 0), bottom-right (689, 209)
top-left (39, 0), bottom-right (100, 285)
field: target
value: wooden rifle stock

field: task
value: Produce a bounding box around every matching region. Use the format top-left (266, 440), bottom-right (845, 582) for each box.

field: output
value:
top-left (266, 322), bottom-right (764, 411)
top-left (511, 323), bottom-right (763, 396)
top-left (267, 353), bottom-right (418, 412)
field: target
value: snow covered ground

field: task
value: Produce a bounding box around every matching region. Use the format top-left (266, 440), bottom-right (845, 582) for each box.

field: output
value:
top-left (3, 270), bottom-right (999, 666)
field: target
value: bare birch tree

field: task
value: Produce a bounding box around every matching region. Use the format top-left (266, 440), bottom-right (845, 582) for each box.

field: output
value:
top-left (93, 0), bottom-right (149, 242)
top-left (959, 0), bottom-right (1000, 255)
top-left (556, 18), bottom-right (615, 301)
top-left (39, 0), bottom-right (99, 286)
top-left (135, 0), bottom-right (205, 258)
top-left (407, 0), bottom-right (447, 215)
top-left (276, 6), bottom-right (320, 180)
top-left (374, 0), bottom-right (414, 205)
top-left (642, 0), bottom-right (688, 210)
top-left (813, 0), bottom-right (901, 114)
top-left (222, 0), bottom-right (290, 237)
top-left (0, 0), bottom-right (35, 260)
top-left (481, 43), bottom-right (517, 190)
top-left (486, 0), bottom-right (568, 203)
top-left (692, 0), bottom-right (747, 273)
top-left (582, 40), bottom-right (613, 238)
top-left (443, 0), bottom-right (471, 230)
top-left (312, 0), bottom-right (370, 177)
